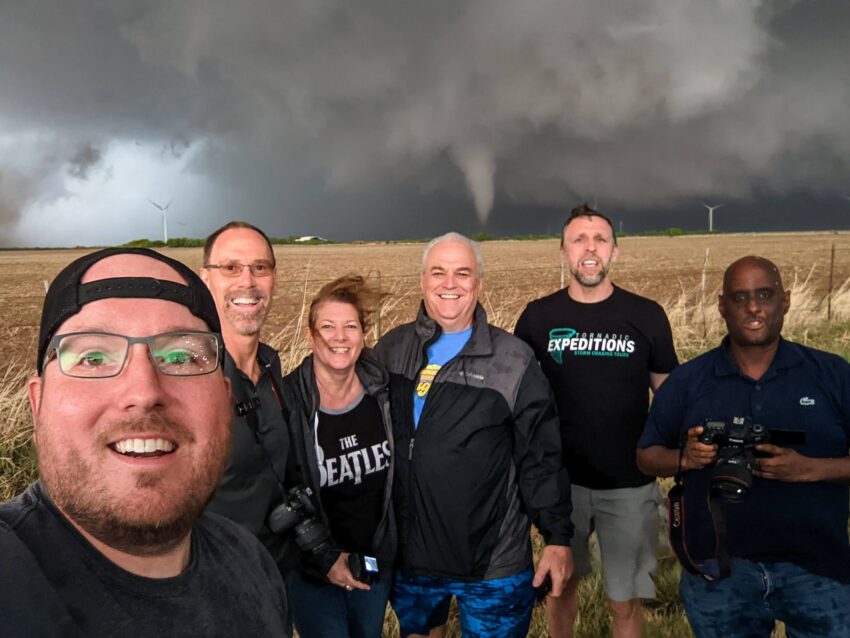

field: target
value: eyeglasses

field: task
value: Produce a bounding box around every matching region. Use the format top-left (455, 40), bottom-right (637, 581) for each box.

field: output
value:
top-left (203, 261), bottom-right (275, 277)
top-left (43, 331), bottom-right (223, 378)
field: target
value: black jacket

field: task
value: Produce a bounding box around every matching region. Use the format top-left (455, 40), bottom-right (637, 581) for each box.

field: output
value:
top-left (279, 351), bottom-right (397, 580)
top-left (374, 303), bottom-right (573, 580)
top-left (207, 344), bottom-right (290, 571)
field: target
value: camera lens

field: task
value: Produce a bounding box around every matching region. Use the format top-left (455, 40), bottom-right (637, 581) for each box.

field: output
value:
top-left (710, 450), bottom-right (754, 502)
top-left (293, 519), bottom-right (332, 553)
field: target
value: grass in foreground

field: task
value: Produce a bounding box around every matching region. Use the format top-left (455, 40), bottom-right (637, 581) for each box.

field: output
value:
top-left (0, 363), bottom-right (35, 503)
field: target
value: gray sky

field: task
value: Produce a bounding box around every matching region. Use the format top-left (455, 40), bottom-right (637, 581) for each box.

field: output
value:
top-left (1, 0), bottom-right (849, 247)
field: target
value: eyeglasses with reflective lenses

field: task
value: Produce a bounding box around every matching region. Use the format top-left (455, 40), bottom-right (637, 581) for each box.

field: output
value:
top-left (203, 261), bottom-right (275, 277)
top-left (43, 331), bottom-right (223, 378)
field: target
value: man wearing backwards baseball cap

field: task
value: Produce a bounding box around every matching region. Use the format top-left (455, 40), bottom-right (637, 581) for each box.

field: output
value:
top-left (0, 248), bottom-right (290, 637)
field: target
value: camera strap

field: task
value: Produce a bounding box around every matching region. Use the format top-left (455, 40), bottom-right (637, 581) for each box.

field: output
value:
top-left (227, 354), bottom-right (288, 492)
top-left (265, 368), bottom-right (316, 492)
top-left (668, 448), bottom-right (731, 581)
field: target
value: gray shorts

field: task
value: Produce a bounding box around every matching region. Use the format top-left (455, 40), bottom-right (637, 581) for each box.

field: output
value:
top-left (570, 482), bottom-right (662, 602)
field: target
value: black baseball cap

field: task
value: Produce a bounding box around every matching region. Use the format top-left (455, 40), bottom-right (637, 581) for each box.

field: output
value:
top-left (37, 247), bottom-right (221, 374)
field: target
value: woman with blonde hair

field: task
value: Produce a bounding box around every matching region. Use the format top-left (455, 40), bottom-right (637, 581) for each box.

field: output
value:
top-left (280, 274), bottom-right (395, 638)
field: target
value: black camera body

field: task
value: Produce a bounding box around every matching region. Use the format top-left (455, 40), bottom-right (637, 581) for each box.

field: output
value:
top-left (267, 486), bottom-right (333, 554)
top-left (268, 486), bottom-right (382, 585)
top-left (699, 417), bottom-right (769, 448)
top-left (699, 418), bottom-right (769, 502)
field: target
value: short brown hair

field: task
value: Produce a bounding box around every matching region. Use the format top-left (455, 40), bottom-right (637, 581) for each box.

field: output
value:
top-left (203, 221), bottom-right (276, 267)
top-left (309, 274), bottom-right (387, 334)
top-left (561, 203), bottom-right (618, 248)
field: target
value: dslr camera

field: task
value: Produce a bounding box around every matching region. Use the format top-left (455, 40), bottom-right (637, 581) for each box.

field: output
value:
top-left (268, 485), bottom-right (381, 584)
top-left (268, 485), bottom-right (333, 553)
top-left (698, 417), bottom-right (769, 502)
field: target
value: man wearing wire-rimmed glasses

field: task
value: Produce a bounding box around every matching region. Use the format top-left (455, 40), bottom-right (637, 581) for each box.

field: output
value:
top-left (201, 222), bottom-right (294, 593)
top-left (200, 221), bottom-right (278, 381)
top-left (0, 247), bottom-right (289, 637)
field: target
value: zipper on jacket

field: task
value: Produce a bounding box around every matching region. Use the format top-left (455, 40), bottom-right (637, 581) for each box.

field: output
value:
top-left (370, 387), bottom-right (395, 564)
top-left (404, 325), bottom-right (449, 560)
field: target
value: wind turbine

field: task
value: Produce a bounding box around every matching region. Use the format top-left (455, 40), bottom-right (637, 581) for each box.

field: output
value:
top-left (702, 202), bottom-right (723, 233)
top-left (147, 198), bottom-right (173, 243)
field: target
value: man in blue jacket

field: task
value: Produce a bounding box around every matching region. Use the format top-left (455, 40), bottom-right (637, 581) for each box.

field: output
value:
top-left (376, 232), bottom-right (573, 638)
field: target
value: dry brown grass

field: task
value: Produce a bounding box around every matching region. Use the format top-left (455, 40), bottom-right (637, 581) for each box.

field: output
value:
top-left (4, 231), bottom-right (850, 369)
top-left (0, 362), bottom-right (35, 502)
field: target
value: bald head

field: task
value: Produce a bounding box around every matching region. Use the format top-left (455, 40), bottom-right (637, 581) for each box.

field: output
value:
top-left (719, 255), bottom-right (789, 351)
top-left (722, 256), bottom-right (784, 297)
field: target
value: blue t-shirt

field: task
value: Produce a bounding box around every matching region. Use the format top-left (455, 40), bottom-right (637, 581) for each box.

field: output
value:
top-left (638, 338), bottom-right (850, 583)
top-left (412, 327), bottom-right (473, 428)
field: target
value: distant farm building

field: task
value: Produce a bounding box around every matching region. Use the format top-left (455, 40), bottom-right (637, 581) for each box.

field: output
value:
top-left (295, 235), bottom-right (328, 243)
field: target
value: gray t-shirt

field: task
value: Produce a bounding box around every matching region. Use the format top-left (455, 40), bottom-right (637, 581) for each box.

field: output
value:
top-left (0, 482), bottom-right (290, 637)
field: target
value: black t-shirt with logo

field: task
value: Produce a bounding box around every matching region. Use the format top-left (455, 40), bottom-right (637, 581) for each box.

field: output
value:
top-left (317, 393), bottom-right (390, 555)
top-left (515, 285), bottom-right (678, 489)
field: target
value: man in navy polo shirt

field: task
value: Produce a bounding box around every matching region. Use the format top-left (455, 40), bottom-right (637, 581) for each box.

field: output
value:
top-left (637, 256), bottom-right (850, 637)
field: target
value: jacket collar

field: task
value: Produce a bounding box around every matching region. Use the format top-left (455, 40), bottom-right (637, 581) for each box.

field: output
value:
top-left (414, 301), bottom-right (493, 357)
top-left (223, 341), bottom-right (279, 379)
top-left (292, 349), bottom-right (389, 415)
top-left (257, 342), bottom-right (278, 367)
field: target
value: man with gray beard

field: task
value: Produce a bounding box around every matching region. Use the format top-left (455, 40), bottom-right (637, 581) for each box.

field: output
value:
top-left (201, 222), bottom-right (293, 577)
top-left (0, 247), bottom-right (289, 637)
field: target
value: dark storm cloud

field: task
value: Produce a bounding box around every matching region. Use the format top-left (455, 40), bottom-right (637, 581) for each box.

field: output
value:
top-left (0, 2), bottom-right (205, 228)
top-left (67, 144), bottom-right (103, 179)
top-left (1, 0), bottom-right (849, 243)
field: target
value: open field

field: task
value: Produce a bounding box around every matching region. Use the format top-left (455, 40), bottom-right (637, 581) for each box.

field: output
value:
top-left (3, 231), bottom-right (850, 637)
top-left (4, 231), bottom-right (850, 373)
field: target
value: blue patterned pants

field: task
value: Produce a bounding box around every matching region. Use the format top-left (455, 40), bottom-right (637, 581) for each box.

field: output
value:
top-left (391, 567), bottom-right (535, 638)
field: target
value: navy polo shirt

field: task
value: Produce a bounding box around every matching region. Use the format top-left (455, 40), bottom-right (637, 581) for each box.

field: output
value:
top-left (639, 338), bottom-right (850, 583)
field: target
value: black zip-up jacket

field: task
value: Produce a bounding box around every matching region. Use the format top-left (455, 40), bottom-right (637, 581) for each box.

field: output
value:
top-left (279, 351), bottom-right (397, 580)
top-left (374, 303), bottom-right (573, 580)
top-left (207, 344), bottom-right (290, 572)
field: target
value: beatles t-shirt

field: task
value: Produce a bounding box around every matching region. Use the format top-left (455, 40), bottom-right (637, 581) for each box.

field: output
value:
top-left (316, 393), bottom-right (390, 554)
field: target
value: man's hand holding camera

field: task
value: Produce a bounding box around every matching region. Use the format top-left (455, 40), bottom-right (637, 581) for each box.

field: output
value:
top-left (680, 425), bottom-right (718, 471)
top-left (753, 444), bottom-right (817, 482)
top-left (681, 424), bottom-right (850, 484)
top-left (755, 445), bottom-right (850, 484)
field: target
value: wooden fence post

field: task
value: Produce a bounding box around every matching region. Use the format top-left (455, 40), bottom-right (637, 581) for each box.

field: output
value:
top-left (827, 243), bottom-right (835, 323)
